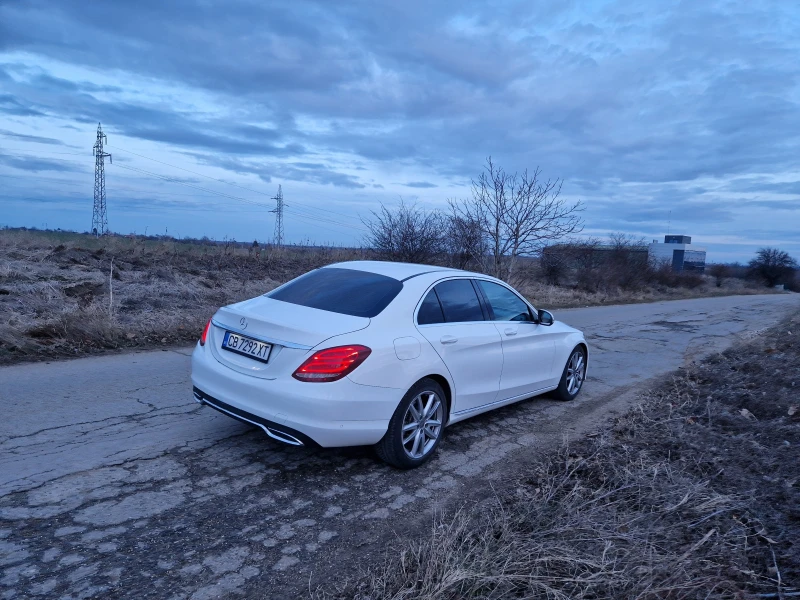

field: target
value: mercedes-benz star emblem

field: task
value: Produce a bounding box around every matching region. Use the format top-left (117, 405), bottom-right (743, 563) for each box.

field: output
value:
top-left (239, 317), bottom-right (248, 330)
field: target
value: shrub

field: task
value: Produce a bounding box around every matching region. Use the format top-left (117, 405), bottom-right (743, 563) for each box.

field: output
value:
top-left (748, 247), bottom-right (798, 287)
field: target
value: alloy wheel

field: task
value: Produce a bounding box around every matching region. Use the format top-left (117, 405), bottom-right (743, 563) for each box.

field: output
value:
top-left (566, 351), bottom-right (585, 395)
top-left (401, 391), bottom-right (444, 459)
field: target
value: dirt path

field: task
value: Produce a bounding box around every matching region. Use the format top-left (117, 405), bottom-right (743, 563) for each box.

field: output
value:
top-left (0, 294), bottom-right (797, 598)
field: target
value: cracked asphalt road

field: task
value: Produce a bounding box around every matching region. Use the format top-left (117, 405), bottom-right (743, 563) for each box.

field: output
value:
top-left (1, 294), bottom-right (797, 599)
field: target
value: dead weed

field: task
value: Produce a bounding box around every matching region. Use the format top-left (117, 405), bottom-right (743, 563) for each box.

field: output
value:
top-left (317, 313), bottom-right (800, 599)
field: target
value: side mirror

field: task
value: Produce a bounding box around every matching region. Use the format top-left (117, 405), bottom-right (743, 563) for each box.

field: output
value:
top-left (538, 309), bottom-right (554, 326)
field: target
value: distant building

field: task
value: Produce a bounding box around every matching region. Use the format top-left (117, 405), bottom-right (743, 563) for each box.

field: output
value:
top-left (648, 235), bottom-right (706, 272)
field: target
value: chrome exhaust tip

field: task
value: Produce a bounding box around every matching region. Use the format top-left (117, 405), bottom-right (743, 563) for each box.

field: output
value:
top-left (264, 427), bottom-right (304, 446)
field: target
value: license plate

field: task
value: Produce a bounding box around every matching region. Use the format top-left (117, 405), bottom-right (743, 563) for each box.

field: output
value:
top-left (222, 331), bottom-right (272, 363)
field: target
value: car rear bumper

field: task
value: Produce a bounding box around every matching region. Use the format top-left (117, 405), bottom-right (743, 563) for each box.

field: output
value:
top-left (191, 343), bottom-right (400, 448)
top-left (193, 387), bottom-right (319, 447)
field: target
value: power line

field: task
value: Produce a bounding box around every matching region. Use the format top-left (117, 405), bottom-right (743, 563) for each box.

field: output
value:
top-left (114, 164), bottom-right (372, 239)
top-left (12, 150), bottom-right (87, 156)
top-left (3, 177), bottom-right (236, 202)
top-left (114, 159), bottom-right (370, 235)
top-left (285, 207), bottom-right (367, 231)
top-left (285, 209), bottom-right (368, 237)
top-left (4, 164), bottom-right (366, 231)
top-left (92, 123), bottom-right (111, 236)
top-left (7, 143), bottom-right (368, 224)
top-left (115, 164), bottom-right (273, 209)
top-left (106, 143), bottom-right (364, 221)
top-left (3, 138), bottom-right (370, 240)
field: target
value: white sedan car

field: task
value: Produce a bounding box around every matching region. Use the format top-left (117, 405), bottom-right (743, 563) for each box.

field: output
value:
top-left (191, 261), bottom-right (588, 468)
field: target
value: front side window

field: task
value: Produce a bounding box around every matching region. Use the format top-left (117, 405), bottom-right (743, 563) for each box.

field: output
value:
top-left (268, 268), bottom-right (402, 318)
top-left (433, 279), bottom-right (485, 323)
top-left (477, 280), bottom-right (533, 322)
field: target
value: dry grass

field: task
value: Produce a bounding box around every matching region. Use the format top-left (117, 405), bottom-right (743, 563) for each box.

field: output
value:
top-left (0, 228), bottom-right (781, 364)
top-left (316, 312), bottom-right (800, 599)
top-left (515, 277), bottom-right (770, 310)
top-left (0, 229), bottom-right (366, 363)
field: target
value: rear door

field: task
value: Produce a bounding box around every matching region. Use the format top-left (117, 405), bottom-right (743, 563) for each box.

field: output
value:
top-left (475, 280), bottom-right (556, 399)
top-left (416, 279), bottom-right (503, 414)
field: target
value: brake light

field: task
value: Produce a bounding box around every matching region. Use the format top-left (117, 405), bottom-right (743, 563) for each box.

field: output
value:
top-left (292, 345), bottom-right (372, 382)
top-left (199, 319), bottom-right (212, 346)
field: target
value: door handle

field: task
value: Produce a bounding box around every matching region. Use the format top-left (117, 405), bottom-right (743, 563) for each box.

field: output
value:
top-left (440, 335), bottom-right (458, 345)
top-left (504, 328), bottom-right (517, 336)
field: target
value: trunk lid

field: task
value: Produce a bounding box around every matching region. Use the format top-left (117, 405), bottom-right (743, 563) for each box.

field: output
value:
top-left (208, 296), bottom-right (370, 379)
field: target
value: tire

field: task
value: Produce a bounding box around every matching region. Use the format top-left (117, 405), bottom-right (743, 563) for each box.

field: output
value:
top-left (553, 346), bottom-right (587, 401)
top-left (376, 378), bottom-right (446, 469)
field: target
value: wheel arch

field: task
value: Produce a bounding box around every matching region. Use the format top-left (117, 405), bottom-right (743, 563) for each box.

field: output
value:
top-left (570, 341), bottom-right (589, 382)
top-left (571, 341), bottom-right (589, 374)
top-left (418, 374), bottom-right (452, 425)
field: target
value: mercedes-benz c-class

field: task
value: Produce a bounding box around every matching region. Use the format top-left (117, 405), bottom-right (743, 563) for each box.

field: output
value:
top-left (191, 261), bottom-right (588, 468)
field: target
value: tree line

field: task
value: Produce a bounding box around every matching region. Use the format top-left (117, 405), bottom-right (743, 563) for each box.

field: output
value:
top-left (362, 158), bottom-right (798, 290)
top-left (362, 157), bottom-right (584, 281)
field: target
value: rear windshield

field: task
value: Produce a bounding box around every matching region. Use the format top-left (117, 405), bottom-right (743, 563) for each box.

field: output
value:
top-left (267, 267), bottom-right (403, 318)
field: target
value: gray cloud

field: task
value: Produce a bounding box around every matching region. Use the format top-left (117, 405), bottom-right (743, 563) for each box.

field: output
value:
top-left (403, 181), bottom-right (438, 188)
top-left (3, 0), bottom-right (798, 184)
top-left (735, 199), bottom-right (800, 212)
top-left (0, 82), bottom-right (304, 157)
top-left (0, 94), bottom-right (45, 117)
top-left (1, 0), bottom-right (799, 256)
top-left (0, 129), bottom-right (64, 145)
top-left (0, 152), bottom-right (78, 172)
top-left (193, 155), bottom-right (366, 189)
top-left (724, 179), bottom-right (800, 196)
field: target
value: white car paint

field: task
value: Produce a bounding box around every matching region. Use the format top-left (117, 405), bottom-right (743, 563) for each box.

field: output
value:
top-left (191, 260), bottom-right (588, 449)
top-left (416, 320), bottom-right (503, 413)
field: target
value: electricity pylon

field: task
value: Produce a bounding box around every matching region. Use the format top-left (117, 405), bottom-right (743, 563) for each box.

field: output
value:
top-left (92, 123), bottom-right (112, 236)
top-left (271, 185), bottom-right (284, 246)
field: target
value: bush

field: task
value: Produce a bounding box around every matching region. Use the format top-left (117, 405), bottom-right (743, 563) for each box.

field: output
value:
top-left (707, 263), bottom-right (730, 287)
top-left (362, 201), bottom-right (446, 264)
top-left (748, 247), bottom-right (798, 287)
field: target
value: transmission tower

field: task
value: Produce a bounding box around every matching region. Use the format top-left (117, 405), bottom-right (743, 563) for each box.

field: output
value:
top-left (92, 123), bottom-right (112, 236)
top-left (270, 185), bottom-right (284, 246)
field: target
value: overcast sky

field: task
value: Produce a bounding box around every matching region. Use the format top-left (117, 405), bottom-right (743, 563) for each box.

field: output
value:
top-left (1, 0), bottom-right (798, 262)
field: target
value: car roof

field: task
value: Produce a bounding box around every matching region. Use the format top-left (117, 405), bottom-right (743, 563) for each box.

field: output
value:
top-left (325, 260), bottom-right (470, 281)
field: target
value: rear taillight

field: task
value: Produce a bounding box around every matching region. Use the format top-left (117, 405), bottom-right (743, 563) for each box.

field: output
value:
top-left (199, 319), bottom-right (212, 346)
top-left (292, 345), bottom-right (372, 382)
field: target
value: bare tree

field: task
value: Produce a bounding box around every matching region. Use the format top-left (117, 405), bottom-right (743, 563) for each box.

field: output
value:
top-left (748, 247), bottom-right (798, 287)
top-left (362, 201), bottom-right (445, 264)
top-left (445, 209), bottom-right (487, 270)
top-left (451, 157), bottom-right (584, 281)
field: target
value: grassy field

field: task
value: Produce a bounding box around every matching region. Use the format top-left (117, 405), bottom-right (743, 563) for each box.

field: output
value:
top-left (316, 310), bottom-right (800, 599)
top-left (0, 228), bottom-right (777, 365)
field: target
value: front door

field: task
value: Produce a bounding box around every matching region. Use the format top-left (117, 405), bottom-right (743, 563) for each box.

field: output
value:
top-left (475, 280), bottom-right (557, 399)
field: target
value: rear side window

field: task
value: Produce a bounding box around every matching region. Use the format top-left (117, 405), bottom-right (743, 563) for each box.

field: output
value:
top-left (417, 290), bottom-right (445, 325)
top-left (433, 279), bottom-right (485, 323)
top-left (268, 268), bottom-right (402, 318)
top-left (477, 280), bottom-right (533, 322)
